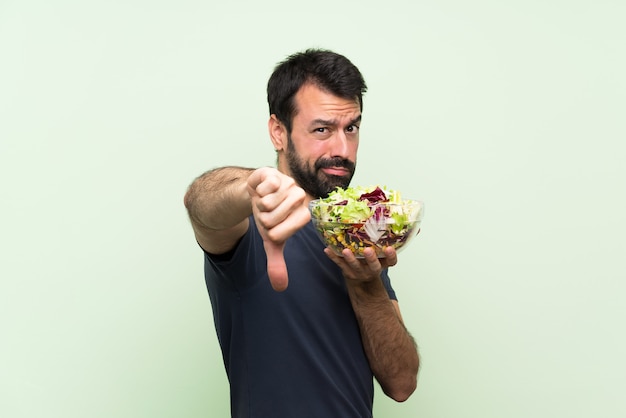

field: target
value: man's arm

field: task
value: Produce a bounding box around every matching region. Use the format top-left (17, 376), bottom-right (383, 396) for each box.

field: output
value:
top-left (184, 166), bottom-right (311, 291)
top-left (325, 246), bottom-right (419, 402)
top-left (184, 166), bottom-right (255, 255)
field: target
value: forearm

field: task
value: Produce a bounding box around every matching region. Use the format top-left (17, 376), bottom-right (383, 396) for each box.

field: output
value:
top-left (184, 166), bottom-right (255, 230)
top-left (347, 279), bottom-right (419, 402)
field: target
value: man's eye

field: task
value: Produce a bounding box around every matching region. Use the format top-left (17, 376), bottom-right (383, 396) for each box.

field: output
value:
top-left (346, 125), bottom-right (359, 133)
top-left (315, 127), bottom-right (327, 133)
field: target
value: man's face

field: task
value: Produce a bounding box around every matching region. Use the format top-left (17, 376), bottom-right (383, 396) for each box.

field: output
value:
top-left (282, 84), bottom-right (361, 198)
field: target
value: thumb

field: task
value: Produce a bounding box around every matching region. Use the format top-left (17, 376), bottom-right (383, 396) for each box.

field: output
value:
top-left (264, 240), bottom-right (289, 292)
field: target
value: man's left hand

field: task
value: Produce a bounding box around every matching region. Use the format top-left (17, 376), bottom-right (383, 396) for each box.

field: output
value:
top-left (324, 246), bottom-right (398, 283)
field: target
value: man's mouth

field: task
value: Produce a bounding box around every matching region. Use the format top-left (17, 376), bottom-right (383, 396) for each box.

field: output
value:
top-left (321, 167), bottom-right (350, 176)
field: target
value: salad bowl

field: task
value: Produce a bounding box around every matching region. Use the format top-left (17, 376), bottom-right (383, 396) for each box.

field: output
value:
top-left (309, 186), bottom-right (424, 258)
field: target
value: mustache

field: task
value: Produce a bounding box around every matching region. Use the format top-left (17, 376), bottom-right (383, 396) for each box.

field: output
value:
top-left (315, 157), bottom-right (355, 172)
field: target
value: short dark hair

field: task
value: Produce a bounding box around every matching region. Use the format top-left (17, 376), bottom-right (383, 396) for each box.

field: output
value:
top-left (267, 48), bottom-right (367, 133)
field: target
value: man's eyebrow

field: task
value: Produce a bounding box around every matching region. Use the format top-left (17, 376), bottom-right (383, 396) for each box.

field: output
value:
top-left (349, 115), bottom-right (362, 125)
top-left (310, 115), bottom-right (362, 127)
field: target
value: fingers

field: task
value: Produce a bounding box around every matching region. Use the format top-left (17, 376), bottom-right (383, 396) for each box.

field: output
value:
top-left (248, 168), bottom-right (310, 243)
top-left (247, 167), bottom-right (279, 191)
top-left (254, 188), bottom-right (309, 237)
top-left (381, 246), bottom-right (398, 268)
top-left (324, 246), bottom-right (398, 282)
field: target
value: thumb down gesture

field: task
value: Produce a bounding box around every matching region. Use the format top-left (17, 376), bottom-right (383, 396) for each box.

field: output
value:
top-left (247, 167), bottom-right (311, 291)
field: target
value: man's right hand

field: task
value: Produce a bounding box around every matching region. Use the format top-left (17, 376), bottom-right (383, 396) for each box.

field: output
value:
top-left (247, 167), bottom-right (311, 292)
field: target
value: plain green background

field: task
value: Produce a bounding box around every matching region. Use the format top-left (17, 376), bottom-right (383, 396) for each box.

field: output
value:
top-left (1, 0), bottom-right (625, 417)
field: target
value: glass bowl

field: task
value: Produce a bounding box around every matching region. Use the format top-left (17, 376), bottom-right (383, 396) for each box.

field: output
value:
top-left (309, 198), bottom-right (424, 258)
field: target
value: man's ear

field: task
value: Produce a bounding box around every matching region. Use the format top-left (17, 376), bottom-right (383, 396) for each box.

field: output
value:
top-left (268, 114), bottom-right (287, 151)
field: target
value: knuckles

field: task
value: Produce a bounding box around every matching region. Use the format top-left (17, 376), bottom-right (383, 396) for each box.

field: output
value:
top-left (249, 168), bottom-right (311, 244)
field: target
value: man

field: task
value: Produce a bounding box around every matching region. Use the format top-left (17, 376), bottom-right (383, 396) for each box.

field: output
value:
top-left (184, 48), bottom-right (419, 417)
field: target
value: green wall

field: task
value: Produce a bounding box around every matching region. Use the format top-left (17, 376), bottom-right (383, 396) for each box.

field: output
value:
top-left (1, 1), bottom-right (625, 417)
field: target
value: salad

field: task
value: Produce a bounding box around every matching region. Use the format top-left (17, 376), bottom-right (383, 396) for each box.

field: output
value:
top-left (309, 186), bottom-right (423, 257)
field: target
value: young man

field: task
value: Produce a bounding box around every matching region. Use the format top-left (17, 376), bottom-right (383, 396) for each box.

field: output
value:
top-left (184, 49), bottom-right (419, 417)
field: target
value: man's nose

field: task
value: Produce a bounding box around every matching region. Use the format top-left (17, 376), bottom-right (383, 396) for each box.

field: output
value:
top-left (330, 131), bottom-right (350, 158)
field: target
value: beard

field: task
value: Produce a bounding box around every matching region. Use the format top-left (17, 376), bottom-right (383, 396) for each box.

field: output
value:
top-left (285, 134), bottom-right (356, 198)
